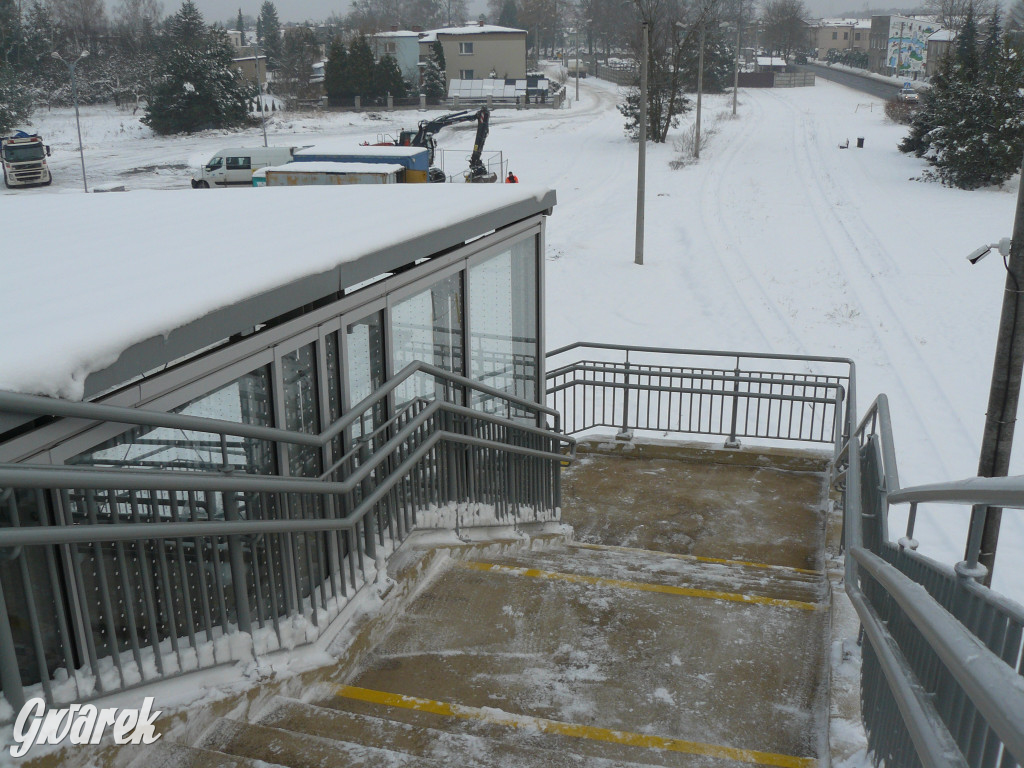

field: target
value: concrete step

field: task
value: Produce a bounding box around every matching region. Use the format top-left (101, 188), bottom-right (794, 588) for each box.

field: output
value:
top-left (316, 685), bottom-right (809, 768)
top-left (126, 740), bottom-right (282, 768)
top-left (261, 696), bottom-right (668, 768)
top-left (196, 717), bottom-right (445, 768)
top-left (312, 552), bottom-right (826, 766)
top-left (479, 542), bottom-right (826, 606)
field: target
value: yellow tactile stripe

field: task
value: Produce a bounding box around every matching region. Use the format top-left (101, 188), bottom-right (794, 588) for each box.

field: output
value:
top-left (570, 541), bottom-right (823, 576)
top-left (334, 684), bottom-right (817, 768)
top-left (456, 560), bottom-right (821, 611)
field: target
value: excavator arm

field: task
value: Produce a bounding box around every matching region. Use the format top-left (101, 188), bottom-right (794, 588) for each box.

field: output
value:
top-left (402, 108), bottom-right (496, 183)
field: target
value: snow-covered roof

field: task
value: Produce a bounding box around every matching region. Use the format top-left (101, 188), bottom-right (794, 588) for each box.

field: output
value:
top-left (373, 30), bottom-right (421, 37)
top-left (421, 24), bottom-right (525, 42)
top-left (0, 185), bottom-right (556, 400)
top-left (756, 57), bottom-right (787, 66)
top-left (264, 162), bottom-right (405, 174)
top-left (294, 143), bottom-right (428, 158)
top-left (928, 29), bottom-right (956, 41)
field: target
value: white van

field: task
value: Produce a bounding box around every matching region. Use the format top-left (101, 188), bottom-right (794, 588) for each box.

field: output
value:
top-left (191, 146), bottom-right (299, 188)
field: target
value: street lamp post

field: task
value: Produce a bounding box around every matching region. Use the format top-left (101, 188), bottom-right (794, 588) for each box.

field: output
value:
top-left (575, 20), bottom-right (590, 102)
top-left (52, 50), bottom-right (89, 193)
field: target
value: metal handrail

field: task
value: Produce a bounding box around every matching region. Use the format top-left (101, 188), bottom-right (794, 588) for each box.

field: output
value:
top-left (838, 390), bottom-right (1024, 767)
top-left (546, 340), bottom-right (856, 367)
top-left (0, 359), bottom-right (574, 714)
top-left (0, 360), bottom-right (562, 453)
top-left (545, 343), bottom-right (852, 454)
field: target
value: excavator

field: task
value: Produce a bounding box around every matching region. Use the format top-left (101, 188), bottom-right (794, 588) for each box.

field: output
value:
top-left (372, 107), bottom-right (497, 183)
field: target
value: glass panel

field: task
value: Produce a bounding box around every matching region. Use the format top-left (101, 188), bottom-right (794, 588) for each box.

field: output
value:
top-left (347, 312), bottom-right (387, 440)
top-left (281, 343), bottom-right (321, 478)
top-left (391, 273), bottom-right (464, 404)
top-left (70, 365), bottom-right (275, 476)
top-left (469, 238), bottom-right (538, 414)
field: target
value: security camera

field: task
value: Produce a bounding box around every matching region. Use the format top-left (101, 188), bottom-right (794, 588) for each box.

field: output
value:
top-left (967, 245), bottom-right (992, 265)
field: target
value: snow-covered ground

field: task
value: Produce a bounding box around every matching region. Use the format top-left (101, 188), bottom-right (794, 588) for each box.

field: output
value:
top-left (7, 75), bottom-right (1024, 604)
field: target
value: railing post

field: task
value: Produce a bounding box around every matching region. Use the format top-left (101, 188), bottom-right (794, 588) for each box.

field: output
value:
top-left (222, 490), bottom-right (253, 637)
top-left (725, 359), bottom-right (742, 449)
top-left (358, 440), bottom-right (377, 561)
top-left (0, 577), bottom-right (25, 714)
top-left (616, 351), bottom-right (633, 441)
top-left (955, 503), bottom-right (989, 582)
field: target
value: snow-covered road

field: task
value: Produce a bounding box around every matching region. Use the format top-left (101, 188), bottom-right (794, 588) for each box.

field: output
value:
top-left (9, 74), bottom-right (1024, 602)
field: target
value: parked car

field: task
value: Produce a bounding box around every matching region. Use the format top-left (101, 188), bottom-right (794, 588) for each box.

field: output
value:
top-left (896, 83), bottom-right (919, 103)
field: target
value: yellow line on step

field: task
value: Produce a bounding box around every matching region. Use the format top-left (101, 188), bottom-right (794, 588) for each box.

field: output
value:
top-left (570, 542), bottom-right (823, 576)
top-left (334, 684), bottom-right (817, 768)
top-left (456, 561), bottom-right (820, 611)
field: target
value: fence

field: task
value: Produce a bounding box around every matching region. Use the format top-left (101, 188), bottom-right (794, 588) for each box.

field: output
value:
top-left (545, 342), bottom-right (851, 451)
top-left (0, 361), bottom-right (573, 715)
top-left (773, 72), bottom-right (816, 88)
top-left (593, 63), bottom-right (636, 86)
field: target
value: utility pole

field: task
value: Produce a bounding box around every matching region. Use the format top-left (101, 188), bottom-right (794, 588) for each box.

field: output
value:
top-left (732, 7), bottom-right (742, 116)
top-left (253, 36), bottom-right (268, 147)
top-left (974, 147), bottom-right (1024, 586)
top-left (635, 21), bottom-right (648, 266)
top-left (575, 26), bottom-right (580, 101)
top-left (694, 20), bottom-right (705, 158)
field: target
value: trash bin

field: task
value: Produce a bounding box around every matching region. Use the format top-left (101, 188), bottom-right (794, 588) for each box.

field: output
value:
top-left (856, 137), bottom-right (865, 148)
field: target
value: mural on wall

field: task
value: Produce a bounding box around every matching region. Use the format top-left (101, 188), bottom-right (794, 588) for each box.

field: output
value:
top-left (886, 17), bottom-right (941, 73)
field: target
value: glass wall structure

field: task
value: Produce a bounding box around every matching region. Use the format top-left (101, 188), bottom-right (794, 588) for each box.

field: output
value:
top-left (10, 221), bottom-right (544, 480)
top-left (0, 201), bottom-right (549, 696)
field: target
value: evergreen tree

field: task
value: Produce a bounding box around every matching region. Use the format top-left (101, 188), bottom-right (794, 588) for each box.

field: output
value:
top-left (956, 5), bottom-right (979, 81)
top-left (900, 10), bottom-right (1024, 189)
top-left (347, 34), bottom-right (376, 99)
top-left (497, 0), bottom-right (517, 26)
top-left (278, 26), bottom-right (318, 98)
top-left (257, 0), bottom-right (282, 68)
top-left (423, 38), bottom-right (447, 99)
top-left (324, 36), bottom-right (352, 104)
top-left (0, 0), bottom-right (23, 66)
top-left (143, 0), bottom-right (255, 133)
top-left (0, 65), bottom-right (33, 132)
top-left (431, 39), bottom-right (446, 73)
top-left (375, 53), bottom-right (407, 97)
top-left (678, 24), bottom-right (732, 92)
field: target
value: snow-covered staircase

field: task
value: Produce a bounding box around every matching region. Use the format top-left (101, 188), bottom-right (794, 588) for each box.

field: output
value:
top-left (124, 439), bottom-right (832, 768)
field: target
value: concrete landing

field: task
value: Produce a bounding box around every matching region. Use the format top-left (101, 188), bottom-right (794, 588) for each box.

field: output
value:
top-left (562, 438), bottom-right (830, 571)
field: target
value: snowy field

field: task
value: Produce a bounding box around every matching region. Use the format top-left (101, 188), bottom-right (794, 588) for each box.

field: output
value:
top-left (6, 74), bottom-right (1024, 605)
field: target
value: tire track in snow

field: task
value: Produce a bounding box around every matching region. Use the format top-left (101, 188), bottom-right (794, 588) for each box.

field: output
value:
top-left (696, 93), bottom-right (814, 356)
top-left (766, 89), bottom-right (969, 477)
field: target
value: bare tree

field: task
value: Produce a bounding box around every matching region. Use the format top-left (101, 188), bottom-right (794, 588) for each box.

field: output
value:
top-left (760, 0), bottom-right (807, 57)
top-left (115, 0), bottom-right (162, 36)
top-left (48, 0), bottom-right (108, 52)
top-left (925, 0), bottom-right (997, 32)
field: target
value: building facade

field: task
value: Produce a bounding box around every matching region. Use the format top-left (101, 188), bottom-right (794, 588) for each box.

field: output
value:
top-left (809, 19), bottom-right (871, 56)
top-left (419, 24), bottom-right (527, 85)
top-left (371, 31), bottom-right (422, 85)
top-left (868, 15), bottom-right (943, 76)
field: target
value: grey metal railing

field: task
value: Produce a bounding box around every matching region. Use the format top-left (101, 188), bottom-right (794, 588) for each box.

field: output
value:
top-left (546, 342), bottom-right (852, 454)
top-left (545, 341), bottom-right (1024, 767)
top-left (838, 393), bottom-right (1024, 768)
top-left (0, 362), bottom-right (574, 717)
